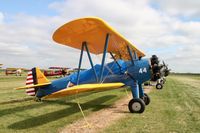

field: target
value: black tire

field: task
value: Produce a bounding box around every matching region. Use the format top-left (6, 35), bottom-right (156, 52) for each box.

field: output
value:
top-left (143, 93), bottom-right (150, 105)
top-left (35, 97), bottom-right (41, 102)
top-left (128, 98), bottom-right (145, 113)
top-left (156, 83), bottom-right (163, 89)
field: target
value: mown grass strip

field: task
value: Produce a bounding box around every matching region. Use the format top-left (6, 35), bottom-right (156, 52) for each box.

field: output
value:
top-left (102, 76), bottom-right (200, 133)
top-left (0, 75), bottom-right (127, 133)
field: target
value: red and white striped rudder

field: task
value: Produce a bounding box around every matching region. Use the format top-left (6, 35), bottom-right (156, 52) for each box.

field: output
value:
top-left (25, 70), bottom-right (36, 96)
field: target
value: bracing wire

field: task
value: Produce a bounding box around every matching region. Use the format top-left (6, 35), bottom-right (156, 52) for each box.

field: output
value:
top-left (74, 91), bottom-right (92, 128)
top-left (89, 35), bottom-right (118, 84)
top-left (109, 36), bottom-right (131, 98)
top-left (72, 34), bottom-right (131, 129)
top-left (89, 34), bottom-right (127, 84)
top-left (73, 47), bottom-right (93, 129)
top-left (101, 35), bottom-right (124, 83)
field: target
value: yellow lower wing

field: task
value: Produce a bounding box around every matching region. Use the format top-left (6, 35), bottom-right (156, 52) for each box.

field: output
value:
top-left (43, 83), bottom-right (125, 99)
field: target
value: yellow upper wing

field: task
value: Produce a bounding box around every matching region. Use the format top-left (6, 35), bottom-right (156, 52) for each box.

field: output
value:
top-left (43, 83), bottom-right (125, 99)
top-left (53, 17), bottom-right (145, 60)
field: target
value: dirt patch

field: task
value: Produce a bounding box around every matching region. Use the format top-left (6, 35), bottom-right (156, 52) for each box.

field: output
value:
top-left (59, 87), bottom-right (152, 133)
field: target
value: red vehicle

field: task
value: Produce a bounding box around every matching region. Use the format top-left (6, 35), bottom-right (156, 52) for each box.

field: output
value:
top-left (43, 67), bottom-right (69, 77)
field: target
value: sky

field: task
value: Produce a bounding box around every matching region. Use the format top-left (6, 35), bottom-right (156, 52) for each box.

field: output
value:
top-left (0, 0), bottom-right (200, 73)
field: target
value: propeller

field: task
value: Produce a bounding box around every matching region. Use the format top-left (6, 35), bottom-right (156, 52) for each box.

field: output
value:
top-left (161, 60), bottom-right (170, 76)
top-left (150, 55), bottom-right (161, 81)
top-left (151, 55), bottom-right (159, 65)
top-left (150, 55), bottom-right (170, 81)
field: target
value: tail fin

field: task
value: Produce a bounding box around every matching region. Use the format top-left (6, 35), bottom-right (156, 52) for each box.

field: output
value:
top-left (33, 67), bottom-right (49, 84)
top-left (24, 67), bottom-right (50, 96)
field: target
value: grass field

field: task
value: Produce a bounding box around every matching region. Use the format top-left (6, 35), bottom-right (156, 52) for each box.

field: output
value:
top-left (0, 74), bottom-right (200, 133)
top-left (0, 74), bottom-right (127, 133)
top-left (102, 75), bottom-right (200, 133)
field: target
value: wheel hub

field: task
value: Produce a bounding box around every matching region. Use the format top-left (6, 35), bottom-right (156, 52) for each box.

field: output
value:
top-left (132, 102), bottom-right (141, 111)
top-left (157, 84), bottom-right (162, 89)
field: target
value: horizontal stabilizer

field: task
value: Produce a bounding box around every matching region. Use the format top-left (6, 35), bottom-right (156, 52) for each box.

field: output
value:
top-left (15, 82), bottom-right (51, 90)
top-left (43, 82), bottom-right (125, 99)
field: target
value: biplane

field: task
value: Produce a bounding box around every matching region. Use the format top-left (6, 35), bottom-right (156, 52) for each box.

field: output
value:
top-left (43, 67), bottom-right (69, 77)
top-left (155, 61), bottom-right (170, 89)
top-left (149, 55), bottom-right (170, 89)
top-left (15, 17), bottom-right (169, 113)
top-left (5, 68), bottom-right (23, 76)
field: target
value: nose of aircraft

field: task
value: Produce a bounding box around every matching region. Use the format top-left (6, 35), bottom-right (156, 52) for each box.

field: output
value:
top-left (150, 55), bottom-right (170, 81)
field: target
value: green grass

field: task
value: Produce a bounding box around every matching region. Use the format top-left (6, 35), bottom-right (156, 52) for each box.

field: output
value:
top-left (1, 74), bottom-right (200, 133)
top-left (0, 75), bottom-right (127, 133)
top-left (102, 75), bottom-right (200, 133)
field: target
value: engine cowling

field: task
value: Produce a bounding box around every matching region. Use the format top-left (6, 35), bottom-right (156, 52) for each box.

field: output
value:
top-left (150, 55), bottom-right (170, 81)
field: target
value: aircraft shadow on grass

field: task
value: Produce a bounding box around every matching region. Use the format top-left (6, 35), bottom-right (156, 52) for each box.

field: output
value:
top-left (0, 97), bottom-right (33, 105)
top-left (8, 95), bottom-right (116, 129)
top-left (0, 103), bottom-right (46, 117)
top-left (0, 98), bottom-right (70, 117)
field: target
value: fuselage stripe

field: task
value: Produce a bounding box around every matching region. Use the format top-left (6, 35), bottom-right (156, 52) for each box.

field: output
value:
top-left (27, 92), bottom-right (35, 96)
top-left (26, 88), bottom-right (35, 92)
top-left (28, 71), bottom-right (32, 74)
top-left (26, 82), bottom-right (34, 85)
top-left (26, 80), bottom-right (33, 84)
top-left (27, 75), bottom-right (33, 79)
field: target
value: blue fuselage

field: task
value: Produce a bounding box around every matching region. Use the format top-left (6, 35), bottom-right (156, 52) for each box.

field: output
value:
top-left (36, 59), bottom-right (152, 98)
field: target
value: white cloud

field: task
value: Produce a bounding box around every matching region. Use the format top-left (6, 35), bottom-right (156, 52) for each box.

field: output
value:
top-left (0, 12), bottom-right (102, 69)
top-left (0, 12), bottom-right (3, 23)
top-left (0, 0), bottom-right (200, 73)
top-left (151, 0), bottom-right (200, 18)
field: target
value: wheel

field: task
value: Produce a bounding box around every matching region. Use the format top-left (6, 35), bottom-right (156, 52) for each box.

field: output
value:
top-left (35, 97), bottom-right (41, 102)
top-left (143, 93), bottom-right (150, 105)
top-left (156, 83), bottom-right (163, 89)
top-left (128, 98), bottom-right (145, 113)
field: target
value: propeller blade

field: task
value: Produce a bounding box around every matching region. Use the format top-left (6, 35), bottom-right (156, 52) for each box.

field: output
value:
top-left (162, 61), bottom-right (166, 66)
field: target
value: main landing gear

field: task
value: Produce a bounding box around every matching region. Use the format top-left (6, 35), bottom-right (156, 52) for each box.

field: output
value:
top-left (156, 78), bottom-right (166, 89)
top-left (126, 80), bottom-right (151, 113)
top-left (128, 98), bottom-right (145, 113)
top-left (128, 93), bottom-right (150, 113)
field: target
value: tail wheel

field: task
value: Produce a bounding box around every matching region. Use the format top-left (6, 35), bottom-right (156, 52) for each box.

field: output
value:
top-left (35, 97), bottom-right (41, 102)
top-left (143, 93), bottom-right (150, 105)
top-left (128, 98), bottom-right (145, 113)
top-left (156, 83), bottom-right (163, 89)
